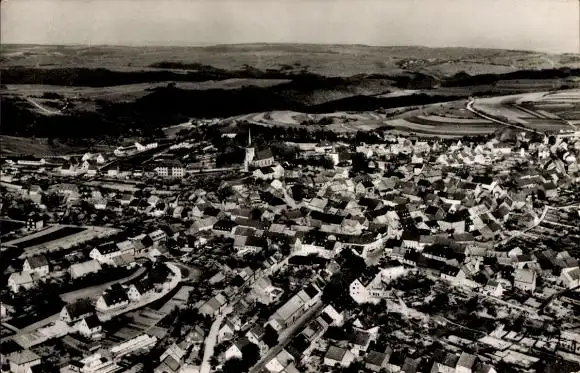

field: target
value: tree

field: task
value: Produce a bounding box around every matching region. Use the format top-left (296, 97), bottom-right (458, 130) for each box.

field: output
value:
top-left (241, 342), bottom-right (261, 369)
top-left (221, 358), bottom-right (242, 373)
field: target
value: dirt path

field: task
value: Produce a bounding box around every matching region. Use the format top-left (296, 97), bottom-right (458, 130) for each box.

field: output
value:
top-left (26, 97), bottom-right (62, 115)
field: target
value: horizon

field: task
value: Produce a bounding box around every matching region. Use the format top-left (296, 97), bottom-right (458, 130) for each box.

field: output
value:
top-left (1, 0), bottom-right (578, 54)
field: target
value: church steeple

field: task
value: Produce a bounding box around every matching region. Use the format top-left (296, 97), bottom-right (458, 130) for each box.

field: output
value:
top-left (248, 128), bottom-right (252, 147)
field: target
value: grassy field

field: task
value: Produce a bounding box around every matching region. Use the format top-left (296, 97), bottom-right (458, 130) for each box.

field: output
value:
top-left (3, 44), bottom-right (576, 77)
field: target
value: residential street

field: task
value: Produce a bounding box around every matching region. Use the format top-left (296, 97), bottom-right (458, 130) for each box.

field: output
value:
top-left (248, 301), bottom-right (324, 373)
top-left (60, 265), bottom-right (148, 303)
top-left (200, 313), bottom-right (225, 373)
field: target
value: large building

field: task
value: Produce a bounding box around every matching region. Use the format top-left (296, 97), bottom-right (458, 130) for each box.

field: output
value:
top-left (154, 160), bottom-right (185, 178)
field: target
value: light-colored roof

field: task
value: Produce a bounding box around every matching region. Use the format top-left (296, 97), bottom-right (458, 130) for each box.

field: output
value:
top-left (10, 350), bottom-right (40, 365)
top-left (70, 260), bottom-right (102, 278)
top-left (514, 269), bottom-right (536, 284)
top-left (9, 271), bottom-right (33, 285)
top-left (457, 352), bottom-right (476, 368)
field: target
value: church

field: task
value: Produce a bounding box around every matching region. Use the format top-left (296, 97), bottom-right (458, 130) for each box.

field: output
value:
top-left (244, 129), bottom-right (275, 171)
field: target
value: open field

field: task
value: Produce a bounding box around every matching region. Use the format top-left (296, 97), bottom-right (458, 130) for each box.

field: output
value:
top-left (3, 44), bottom-right (577, 77)
top-left (3, 225), bottom-right (120, 257)
top-left (472, 89), bottom-right (580, 132)
top-left (0, 136), bottom-right (91, 156)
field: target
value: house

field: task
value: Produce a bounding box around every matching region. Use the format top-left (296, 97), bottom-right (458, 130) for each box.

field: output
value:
top-left (26, 215), bottom-right (44, 231)
top-left (69, 260), bottom-right (102, 279)
top-left (8, 271), bottom-right (34, 293)
top-left (199, 293), bottom-right (227, 317)
top-left (482, 280), bottom-right (505, 298)
top-left (323, 346), bottom-right (354, 367)
top-left (514, 269), bottom-right (537, 292)
top-left (8, 350), bottom-right (41, 373)
top-left (89, 242), bottom-right (123, 264)
top-left (265, 349), bottom-right (297, 373)
top-left (127, 279), bottom-right (155, 301)
top-left (269, 284), bottom-right (321, 330)
top-left (246, 325), bottom-right (268, 354)
top-left (456, 352), bottom-right (476, 373)
top-left (560, 267), bottom-right (580, 289)
top-left (319, 305), bottom-right (344, 327)
top-left (60, 300), bottom-right (94, 323)
top-left (149, 229), bottom-right (169, 243)
top-left (23, 255), bottom-right (49, 277)
top-left (155, 343), bottom-right (186, 373)
top-left (365, 350), bottom-right (391, 372)
top-left (75, 315), bottom-right (102, 339)
top-left (96, 284), bottom-right (130, 312)
top-left (225, 337), bottom-right (251, 360)
top-left (218, 320), bottom-right (236, 343)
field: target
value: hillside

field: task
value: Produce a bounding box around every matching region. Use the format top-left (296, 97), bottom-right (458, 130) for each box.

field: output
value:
top-left (1, 44), bottom-right (579, 141)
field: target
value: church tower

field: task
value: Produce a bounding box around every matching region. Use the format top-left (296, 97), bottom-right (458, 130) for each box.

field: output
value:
top-left (244, 128), bottom-right (255, 172)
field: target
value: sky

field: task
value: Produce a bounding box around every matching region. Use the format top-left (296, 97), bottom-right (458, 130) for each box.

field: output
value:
top-left (1, 0), bottom-right (579, 53)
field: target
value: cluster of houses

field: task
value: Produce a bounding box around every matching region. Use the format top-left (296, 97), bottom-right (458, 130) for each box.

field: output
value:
top-left (1, 124), bottom-right (579, 373)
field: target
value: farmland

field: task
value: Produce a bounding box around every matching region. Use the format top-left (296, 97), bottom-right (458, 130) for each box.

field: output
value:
top-left (3, 44), bottom-right (577, 77)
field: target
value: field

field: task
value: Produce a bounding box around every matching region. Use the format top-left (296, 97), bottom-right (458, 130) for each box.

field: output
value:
top-left (3, 44), bottom-right (576, 77)
top-left (472, 89), bottom-right (580, 132)
top-left (3, 225), bottom-right (119, 257)
top-left (0, 220), bottom-right (25, 235)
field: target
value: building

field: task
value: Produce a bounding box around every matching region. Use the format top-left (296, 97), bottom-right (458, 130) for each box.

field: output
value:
top-left (514, 269), bottom-right (537, 292)
top-left (127, 279), bottom-right (155, 301)
top-left (8, 271), bottom-right (34, 293)
top-left (560, 267), bottom-right (580, 289)
top-left (364, 350), bottom-right (391, 372)
top-left (61, 300), bottom-right (95, 323)
top-left (89, 242), bottom-right (123, 264)
top-left (269, 284), bottom-right (321, 331)
top-left (22, 255), bottom-right (49, 277)
top-left (26, 215), bottom-right (44, 231)
top-left (75, 315), bottom-right (103, 339)
top-left (456, 352), bottom-right (477, 373)
top-left (225, 337), bottom-right (251, 360)
top-left (69, 260), bottom-right (102, 279)
top-left (96, 284), bottom-right (130, 312)
top-left (323, 346), bottom-right (354, 367)
top-left (154, 161), bottom-right (185, 178)
top-left (8, 350), bottom-right (41, 373)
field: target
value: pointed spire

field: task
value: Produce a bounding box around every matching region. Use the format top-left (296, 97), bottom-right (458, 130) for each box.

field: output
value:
top-left (248, 128), bottom-right (252, 147)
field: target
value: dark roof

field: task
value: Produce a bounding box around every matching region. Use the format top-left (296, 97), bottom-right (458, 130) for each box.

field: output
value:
top-left (213, 219), bottom-right (237, 231)
top-left (254, 148), bottom-right (274, 160)
top-left (102, 284), bottom-right (129, 306)
top-left (133, 279), bottom-right (154, 294)
top-left (96, 242), bottom-right (120, 255)
top-left (26, 255), bottom-right (49, 269)
top-left (83, 315), bottom-right (101, 329)
top-left (303, 284), bottom-right (320, 299)
top-left (65, 300), bottom-right (94, 320)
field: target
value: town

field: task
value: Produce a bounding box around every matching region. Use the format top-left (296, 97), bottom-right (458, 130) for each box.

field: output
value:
top-left (1, 105), bottom-right (580, 373)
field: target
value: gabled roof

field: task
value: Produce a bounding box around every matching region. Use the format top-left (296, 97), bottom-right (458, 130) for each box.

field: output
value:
top-left (9, 350), bottom-right (40, 365)
top-left (82, 314), bottom-right (101, 329)
top-left (25, 255), bottom-right (49, 269)
top-left (66, 300), bottom-right (94, 320)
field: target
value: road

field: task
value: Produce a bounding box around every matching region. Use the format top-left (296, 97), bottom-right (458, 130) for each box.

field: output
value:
top-left (248, 301), bottom-right (324, 373)
top-left (60, 265), bottom-right (147, 303)
top-left (200, 313), bottom-right (225, 373)
top-left (26, 97), bottom-right (62, 115)
top-left (466, 98), bottom-right (540, 134)
top-left (500, 206), bottom-right (549, 245)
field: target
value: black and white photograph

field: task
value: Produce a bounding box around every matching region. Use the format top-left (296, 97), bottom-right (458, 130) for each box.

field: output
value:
top-left (1, 0), bottom-right (580, 372)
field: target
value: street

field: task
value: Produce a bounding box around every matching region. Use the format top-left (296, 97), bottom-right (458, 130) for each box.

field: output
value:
top-left (60, 265), bottom-right (147, 303)
top-left (248, 301), bottom-right (324, 373)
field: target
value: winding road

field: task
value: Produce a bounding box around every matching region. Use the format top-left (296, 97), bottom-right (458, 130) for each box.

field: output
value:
top-left (26, 97), bottom-right (62, 115)
top-left (466, 98), bottom-right (540, 134)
